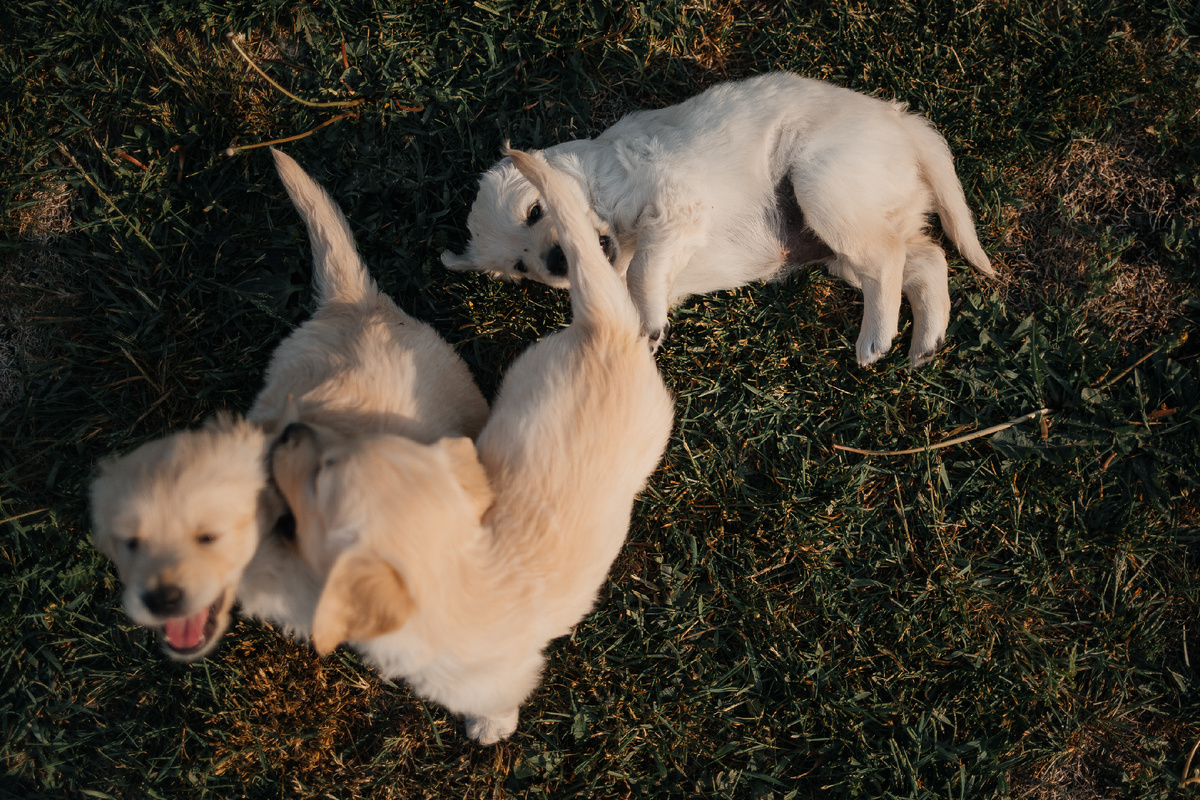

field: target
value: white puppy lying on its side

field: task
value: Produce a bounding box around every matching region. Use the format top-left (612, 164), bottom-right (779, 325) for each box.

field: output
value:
top-left (89, 149), bottom-right (488, 661)
top-left (270, 148), bottom-right (675, 745)
top-left (442, 71), bottom-right (994, 368)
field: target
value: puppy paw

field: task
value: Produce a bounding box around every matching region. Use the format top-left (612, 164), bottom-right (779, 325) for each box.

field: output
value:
top-left (465, 710), bottom-right (519, 745)
top-left (647, 321), bottom-right (671, 354)
top-left (908, 335), bottom-right (945, 371)
top-left (855, 330), bottom-right (895, 367)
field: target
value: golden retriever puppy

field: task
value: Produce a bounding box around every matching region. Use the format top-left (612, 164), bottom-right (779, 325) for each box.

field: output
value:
top-left (443, 72), bottom-right (993, 367)
top-left (89, 149), bottom-right (488, 661)
top-left (270, 148), bottom-right (675, 744)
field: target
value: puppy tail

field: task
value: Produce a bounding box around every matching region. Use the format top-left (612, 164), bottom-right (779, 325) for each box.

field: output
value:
top-left (271, 148), bottom-right (374, 306)
top-left (503, 148), bottom-right (641, 337)
top-left (907, 117), bottom-right (995, 278)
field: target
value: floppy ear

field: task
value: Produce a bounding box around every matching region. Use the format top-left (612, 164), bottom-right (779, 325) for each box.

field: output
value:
top-left (258, 394), bottom-right (302, 438)
top-left (311, 549), bottom-right (414, 655)
top-left (436, 436), bottom-right (494, 518)
top-left (280, 395), bottom-right (301, 428)
top-left (441, 250), bottom-right (479, 271)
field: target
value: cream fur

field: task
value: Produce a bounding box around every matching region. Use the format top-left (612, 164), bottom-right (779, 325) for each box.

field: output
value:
top-left (89, 149), bottom-right (488, 661)
top-left (442, 71), bottom-right (994, 367)
top-left (271, 149), bottom-right (674, 745)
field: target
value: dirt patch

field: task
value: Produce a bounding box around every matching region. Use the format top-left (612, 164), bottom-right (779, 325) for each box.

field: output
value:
top-left (2, 180), bottom-right (75, 407)
top-left (998, 135), bottom-right (1198, 342)
top-left (1005, 717), bottom-right (1183, 800)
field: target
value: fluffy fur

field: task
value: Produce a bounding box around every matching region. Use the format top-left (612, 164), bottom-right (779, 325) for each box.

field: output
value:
top-left (442, 71), bottom-right (994, 367)
top-left (89, 149), bottom-right (488, 661)
top-left (270, 148), bottom-right (674, 744)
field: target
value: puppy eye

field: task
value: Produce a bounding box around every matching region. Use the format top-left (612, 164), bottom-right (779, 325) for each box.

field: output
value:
top-left (124, 537), bottom-right (140, 553)
top-left (196, 533), bottom-right (218, 546)
top-left (525, 203), bottom-right (542, 226)
top-left (513, 260), bottom-right (528, 274)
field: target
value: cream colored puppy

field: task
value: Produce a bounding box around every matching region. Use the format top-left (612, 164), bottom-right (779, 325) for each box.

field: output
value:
top-left (89, 150), bottom-right (488, 661)
top-left (270, 148), bottom-right (675, 744)
top-left (443, 72), bottom-right (994, 367)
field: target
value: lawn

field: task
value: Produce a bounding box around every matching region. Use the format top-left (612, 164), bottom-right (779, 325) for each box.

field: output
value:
top-left (2, 0), bottom-right (1198, 797)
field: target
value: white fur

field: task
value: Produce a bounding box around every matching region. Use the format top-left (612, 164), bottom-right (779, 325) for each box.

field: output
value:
top-left (89, 149), bottom-right (488, 660)
top-left (272, 149), bottom-right (674, 744)
top-left (443, 72), bottom-right (994, 367)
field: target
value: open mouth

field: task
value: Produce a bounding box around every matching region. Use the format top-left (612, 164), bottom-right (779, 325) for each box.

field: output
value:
top-left (160, 591), bottom-right (224, 655)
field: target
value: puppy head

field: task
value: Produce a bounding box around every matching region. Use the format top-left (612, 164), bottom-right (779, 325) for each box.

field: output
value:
top-left (441, 152), bottom-right (618, 288)
top-left (269, 425), bottom-right (493, 655)
top-left (89, 414), bottom-right (270, 661)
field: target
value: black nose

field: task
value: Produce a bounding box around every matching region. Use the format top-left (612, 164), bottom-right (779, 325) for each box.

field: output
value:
top-left (142, 585), bottom-right (184, 616)
top-left (273, 510), bottom-right (296, 542)
top-left (545, 245), bottom-right (568, 277)
top-left (278, 422), bottom-right (311, 446)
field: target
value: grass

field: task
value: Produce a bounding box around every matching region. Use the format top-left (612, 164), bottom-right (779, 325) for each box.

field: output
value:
top-left (2, 0), bottom-right (1198, 797)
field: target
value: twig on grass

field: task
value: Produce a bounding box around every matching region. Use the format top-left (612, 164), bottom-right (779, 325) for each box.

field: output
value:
top-left (224, 32), bottom-right (365, 109)
top-left (834, 407), bottom-right (1053, 457)
top-left (224, 112), bottom-right (358, 156)
top-left (222, 32), bottom-right (425, 154)
top-left (1182, 738), bottom-right (1200, 788)
top-left (0, 508), bottom-right (47, 526)
top-left (1091, 332), bottom-right (1189, 391)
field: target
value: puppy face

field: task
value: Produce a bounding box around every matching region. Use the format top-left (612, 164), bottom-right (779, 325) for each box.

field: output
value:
top-left (441, 156), bottom-right (618, 287)
top-left (89, 416), bottom-right (270, 661)
top-left (269, 425), bottom-right (493, 655)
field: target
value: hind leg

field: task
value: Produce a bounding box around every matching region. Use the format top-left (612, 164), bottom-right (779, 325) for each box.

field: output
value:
top-left (788, 157), bottom-right (913, 366)
top-left (850, 250), bottom-right (906, 366)
top-left (818, 250), bottom-right (906, 366)
top-left (903, 237), bottom-right (950, 369)
top-left (465, 708), bottom-right (520, 745)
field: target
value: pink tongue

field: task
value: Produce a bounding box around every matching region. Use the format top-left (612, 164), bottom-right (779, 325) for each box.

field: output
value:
top-left (163, 608), bottom-right (208, 651)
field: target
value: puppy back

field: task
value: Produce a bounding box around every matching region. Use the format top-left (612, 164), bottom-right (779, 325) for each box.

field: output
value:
top-left (271, 148), bottom-right (374, 306)
top-left (504, 149), bottom-right (642, 338)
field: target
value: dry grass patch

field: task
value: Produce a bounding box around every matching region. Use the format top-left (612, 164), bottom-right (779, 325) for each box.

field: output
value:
top-left (2, 179), bottom-right (76, 408)
top-left (999, 134), bottom-right (1198, 342)
top-left (204, 631), bottom-right (514, 798)
top-left (1007, 714), bottom-right (1191, 800)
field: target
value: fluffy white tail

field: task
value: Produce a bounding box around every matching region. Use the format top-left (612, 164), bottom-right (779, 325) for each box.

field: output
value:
top-left (271, 148), bottom-right (374, 305)
top-left (906, 118), bottom-right (995, 277)
top-left (504, 149), bottom-right (642, 336)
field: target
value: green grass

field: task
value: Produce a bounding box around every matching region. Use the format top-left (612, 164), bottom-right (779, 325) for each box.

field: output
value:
top-left (2, 0), bottom-right (1198, 797)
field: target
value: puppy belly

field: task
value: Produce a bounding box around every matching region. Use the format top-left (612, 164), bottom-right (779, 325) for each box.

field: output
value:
top-left (673, 179), bottom-right (833, 300)
top-left (776, 179), bottom-right (834, 267)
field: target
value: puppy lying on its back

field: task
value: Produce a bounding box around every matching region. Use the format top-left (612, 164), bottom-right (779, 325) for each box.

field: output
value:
top-left (270, 148), bottom-right (675, 744)
top-left (89, 150), bottom-right (488, 661)
top-left (443, 71), bottom-right (994, 367)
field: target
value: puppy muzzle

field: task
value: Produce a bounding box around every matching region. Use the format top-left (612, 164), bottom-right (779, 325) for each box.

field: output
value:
top-left (544, 235), bottom-right (617, 278)
top-left (545, 246), bottom-right (568, 277)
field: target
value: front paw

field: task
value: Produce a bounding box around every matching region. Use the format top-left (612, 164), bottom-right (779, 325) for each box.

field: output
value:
top-left (465, 710), bottom-right (519, 745)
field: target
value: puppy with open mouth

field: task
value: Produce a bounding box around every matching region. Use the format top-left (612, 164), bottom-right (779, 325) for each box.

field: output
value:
top-left (270, 148), bottom-right (675, 744)
top-left (443, 71), bottom-right (994, 367)
top-left (89, 150), bottom-right (489, 661)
